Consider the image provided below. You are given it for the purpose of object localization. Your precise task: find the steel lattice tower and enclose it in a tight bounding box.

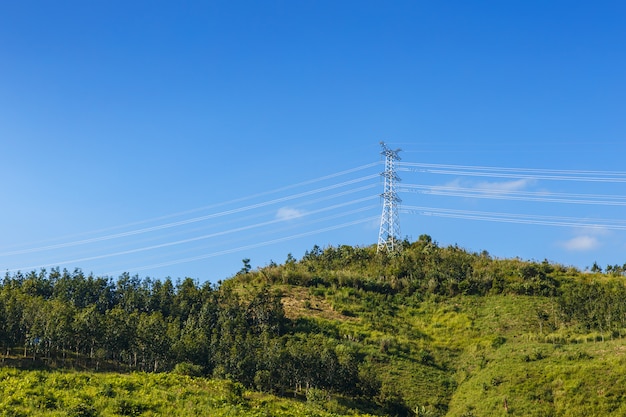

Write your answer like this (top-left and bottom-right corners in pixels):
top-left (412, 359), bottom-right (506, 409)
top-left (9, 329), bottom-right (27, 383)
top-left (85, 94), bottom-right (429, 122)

top-left (377, 142), bottom-right (402, 253)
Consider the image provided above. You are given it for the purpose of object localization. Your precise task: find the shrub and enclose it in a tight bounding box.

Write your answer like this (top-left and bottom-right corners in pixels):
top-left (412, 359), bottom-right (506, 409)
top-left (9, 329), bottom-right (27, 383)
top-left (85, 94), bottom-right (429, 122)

top-left (115, 399), bottom-right (149, 417)
top-left (491, 336), bottom-right (506, 349)
top-left (98, 382), bottom-right (116, 398)
top-left (306, 387), bottom-right (329, 405)
top-left (67, 401), bottom-right (98, 417)
top-left (172, 362), bottom-right (204, 377)
top-left (254, 370), bottom-right (272, 393)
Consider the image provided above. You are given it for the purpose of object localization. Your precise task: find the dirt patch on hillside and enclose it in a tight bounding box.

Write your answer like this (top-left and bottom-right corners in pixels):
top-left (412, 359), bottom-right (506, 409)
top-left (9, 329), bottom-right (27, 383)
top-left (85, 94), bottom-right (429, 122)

top-left (281, 286), bottom-right (358, 322)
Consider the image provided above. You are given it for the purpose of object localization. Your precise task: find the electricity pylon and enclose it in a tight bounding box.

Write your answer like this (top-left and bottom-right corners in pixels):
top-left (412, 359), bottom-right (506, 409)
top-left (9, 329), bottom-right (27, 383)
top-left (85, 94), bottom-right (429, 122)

top-left (377, 142), bottom-right (402, 253)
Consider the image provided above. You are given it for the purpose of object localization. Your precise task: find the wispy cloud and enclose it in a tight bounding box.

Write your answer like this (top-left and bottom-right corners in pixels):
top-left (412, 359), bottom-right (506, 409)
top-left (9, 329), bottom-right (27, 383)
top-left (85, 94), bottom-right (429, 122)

top-left (560, 235), bottom-right (600, 251)
top-left (438, 178), bottom-right (534, 194)
top-left (432, 178), bottom-right (535, 197)
top-left (473, 178), bottom-right (534, 193)
top-left (559, 226), bottom-right (609, 252)
top-left (276, 207), bottom-right (305, 221)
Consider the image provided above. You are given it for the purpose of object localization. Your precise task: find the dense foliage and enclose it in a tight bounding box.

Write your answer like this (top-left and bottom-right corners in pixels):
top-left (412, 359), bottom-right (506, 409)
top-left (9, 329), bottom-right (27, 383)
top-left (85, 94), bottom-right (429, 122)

top-left (0, 270), bottom-right (372, 401)
top-left (3, 234), bottom-right (626, 416)
top-left (0, 368), bottom-right (375, 417)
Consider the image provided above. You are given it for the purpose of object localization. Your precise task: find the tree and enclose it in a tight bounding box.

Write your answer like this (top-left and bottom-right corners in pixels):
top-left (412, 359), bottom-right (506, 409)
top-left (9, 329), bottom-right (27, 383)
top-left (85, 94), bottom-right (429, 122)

top-left (239, 258), bottom-right (252, 275)
top-left (73, 305), bottom-right (103, 359)
top-left (174, 278), bottom-right (201, 322)
top-left (44, 300), bottom-right (75, 359)
top-left (246, 286), bottom-right (285, 336)
top-left (116, 273), bottom-right (148, 313)
top-left (103, 307), bottom-right (135, 365)
top-left (150, 278), bottom-right (175, 316)
top-left (136, 312), bottom-right (169, 372)
top-left (591, 262), bottom-right (603, 273)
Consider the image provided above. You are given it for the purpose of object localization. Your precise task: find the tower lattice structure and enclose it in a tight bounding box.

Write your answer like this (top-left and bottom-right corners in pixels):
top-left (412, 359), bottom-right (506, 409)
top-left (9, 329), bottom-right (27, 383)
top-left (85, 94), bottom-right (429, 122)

top-left (377, 142), bottom-right (402, 253)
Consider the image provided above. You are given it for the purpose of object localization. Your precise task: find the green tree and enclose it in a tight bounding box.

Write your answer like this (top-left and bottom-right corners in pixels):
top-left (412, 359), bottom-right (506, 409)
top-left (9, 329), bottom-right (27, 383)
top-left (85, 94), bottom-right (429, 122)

top-left (73, 304), bottom-right (103, 359)
top-left (103, 307), bottom-right (135, 365)
top-left (246, 286), bottom-right (285, 335)
top-left (174, 278), bottom-right (201, 322)
top-left (136, 312), bottom-right (169, 372)
top-left (239, 258), bottom-right (252, 275)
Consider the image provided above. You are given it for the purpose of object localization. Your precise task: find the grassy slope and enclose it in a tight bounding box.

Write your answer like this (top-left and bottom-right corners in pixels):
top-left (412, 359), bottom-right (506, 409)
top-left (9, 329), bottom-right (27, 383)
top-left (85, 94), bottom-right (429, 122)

top-left (276, 283), bottom-right (626, 416)
top-left (446, 294), bottom-right (626, 417)
top-left (4, 273), bottom-right (626, 416)
top-left (0, 368), bottom-right (376, 417)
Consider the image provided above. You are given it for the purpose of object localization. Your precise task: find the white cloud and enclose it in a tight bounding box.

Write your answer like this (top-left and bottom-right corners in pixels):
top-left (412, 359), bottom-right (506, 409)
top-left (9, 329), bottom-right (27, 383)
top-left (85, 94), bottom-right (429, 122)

top-left (560, 235), bottom-right (600, 251)
top-left (276, 207), bottom-right (305, 221)
top-left (474, 178), bottom-right (534, 193)
top-left (439, 178), bottom-right (534, 195)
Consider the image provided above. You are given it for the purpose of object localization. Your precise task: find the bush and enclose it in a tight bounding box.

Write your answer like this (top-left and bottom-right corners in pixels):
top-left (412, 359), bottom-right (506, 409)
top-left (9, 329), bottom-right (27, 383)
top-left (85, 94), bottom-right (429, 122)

top-left (416, 349), bottom-right (434, 365)
top-left (172, 362), bottom-right (204, 377)
top-left (254, 370), bottom-right (272, 392)
top-left (358, 364), bottom-right (382, 397)
top-left (0, 406), bottom-right (28, 417)
top-left (491, 336), bottom-right (506, 349)
top-left (377, 382), bottom-right (411, 416)
top-left (98, 383), bottom-right (116, 398)
top-left (306, 387), bottom-right (329, 405)
top-left (67, 401), bottom-right (98, 417)
top-left (223, 380), bottom-right (246, 405)
top-left (115, 399), bottom-right (149, 416)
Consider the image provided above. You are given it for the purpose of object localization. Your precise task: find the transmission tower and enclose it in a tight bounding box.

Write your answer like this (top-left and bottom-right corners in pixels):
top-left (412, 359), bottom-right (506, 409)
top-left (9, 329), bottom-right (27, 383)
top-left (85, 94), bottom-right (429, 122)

top-left (377, 142), bottom-right (402, 253)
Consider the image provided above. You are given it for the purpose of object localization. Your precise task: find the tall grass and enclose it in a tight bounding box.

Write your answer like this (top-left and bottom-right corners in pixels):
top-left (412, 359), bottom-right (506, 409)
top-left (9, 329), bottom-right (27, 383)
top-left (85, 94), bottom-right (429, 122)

top-left (0, 368), bottom-right (375, 416)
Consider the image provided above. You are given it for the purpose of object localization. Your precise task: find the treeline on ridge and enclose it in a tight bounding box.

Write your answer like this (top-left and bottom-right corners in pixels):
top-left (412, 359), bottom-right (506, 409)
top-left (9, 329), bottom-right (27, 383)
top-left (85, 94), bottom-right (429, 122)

top-left (0, 270), bottom-right (374, 401)
top-left (253, 235), bottom-right (626, 336)
top-left (2, 234), bottom-right (626, 410)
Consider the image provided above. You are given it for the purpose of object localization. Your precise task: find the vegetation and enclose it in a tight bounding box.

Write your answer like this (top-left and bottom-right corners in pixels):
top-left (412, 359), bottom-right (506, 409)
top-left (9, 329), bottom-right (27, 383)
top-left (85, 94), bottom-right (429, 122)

top-left (2, 234), bottom-right (626, 415)
top-left (0, 368), bottom-right (373, 416)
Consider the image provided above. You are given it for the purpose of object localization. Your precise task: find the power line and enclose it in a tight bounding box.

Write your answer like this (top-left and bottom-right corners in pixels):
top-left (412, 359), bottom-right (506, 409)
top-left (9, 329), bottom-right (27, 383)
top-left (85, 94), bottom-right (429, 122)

top-left (399, 168), bottom-right (626, 183)
top-left (12, 152), bottom-right (626, 278)
top-left (6, 196), bottom-right (379, 273)
top-left (104, 216), bottom-right (380, 276)
top-left (398, 162), bottom-right (626, 177)
top-left (398, 161), bottom-right (626, 183)
top-left (0, 173), bottom-right (379, 257)
top-left (5, 176), bottom-right (379, 273)
top-left (402, 206), bottom-right (626, 230)
top-left (0, 162), bottom-right (381, 253)
top-left (73, 183), bottom-right (380, 256)
top-left (400, 184), bottom-right (626, 206)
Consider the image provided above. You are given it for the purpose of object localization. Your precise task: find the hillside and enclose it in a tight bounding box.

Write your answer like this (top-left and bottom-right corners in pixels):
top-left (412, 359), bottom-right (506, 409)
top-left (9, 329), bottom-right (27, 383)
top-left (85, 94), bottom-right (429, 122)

top-left (2, 235), bottom-right (626, 416)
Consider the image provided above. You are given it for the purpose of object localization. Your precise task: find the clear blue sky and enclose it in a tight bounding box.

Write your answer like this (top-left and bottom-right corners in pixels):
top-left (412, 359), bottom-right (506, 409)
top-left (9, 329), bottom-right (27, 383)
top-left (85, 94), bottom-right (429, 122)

top-left (2, 1), bottom-right (626, 282)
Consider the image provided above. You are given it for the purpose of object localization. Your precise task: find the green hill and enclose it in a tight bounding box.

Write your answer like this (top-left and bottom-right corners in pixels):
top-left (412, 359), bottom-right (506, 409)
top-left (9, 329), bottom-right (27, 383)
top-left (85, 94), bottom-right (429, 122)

top-left (2, 235), bottom-right (626, 416)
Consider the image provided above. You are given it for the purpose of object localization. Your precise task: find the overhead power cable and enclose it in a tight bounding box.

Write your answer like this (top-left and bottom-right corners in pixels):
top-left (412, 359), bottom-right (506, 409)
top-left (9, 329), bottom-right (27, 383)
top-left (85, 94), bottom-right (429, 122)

top-left (104, 216), bottom-right (380, 276)
top-left (0, 173), bottom-right (379, 257)
top-left (398, 162), bottom-right (626, 182)
top-left (0, 162), bottom-right (380, 252)
top-left (400, 184), bottom-right (626, 206)
top-left (7, 197), bottom-right (379, 273)
top-left (401, 206), bottom-right (626, 230)
top-left (398, 162), bottom-right (626, 177)
top-left (92, 183), bottom-right (380, 252)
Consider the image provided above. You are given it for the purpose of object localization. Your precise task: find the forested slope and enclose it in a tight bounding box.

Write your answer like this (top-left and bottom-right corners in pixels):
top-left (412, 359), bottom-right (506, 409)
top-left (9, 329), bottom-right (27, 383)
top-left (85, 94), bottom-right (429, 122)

top-left (2, 235), bottom-right (626, 416)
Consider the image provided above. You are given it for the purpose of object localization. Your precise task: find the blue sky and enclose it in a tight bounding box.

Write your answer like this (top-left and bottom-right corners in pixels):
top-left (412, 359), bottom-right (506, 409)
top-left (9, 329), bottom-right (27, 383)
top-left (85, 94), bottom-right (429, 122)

top-left (2, 1), bottom-right (626, 282)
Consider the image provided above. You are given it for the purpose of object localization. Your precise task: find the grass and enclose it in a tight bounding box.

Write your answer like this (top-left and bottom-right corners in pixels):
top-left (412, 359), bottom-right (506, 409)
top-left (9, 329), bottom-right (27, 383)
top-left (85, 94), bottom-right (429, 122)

top-left (5, 280), bottom-right (626, 416)
top-left (447, 337), bottom-right (626, 416)
top-left (0, 368), bottom-right (376, 416)
top-left (279, 285), bottom-right (626, 415)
